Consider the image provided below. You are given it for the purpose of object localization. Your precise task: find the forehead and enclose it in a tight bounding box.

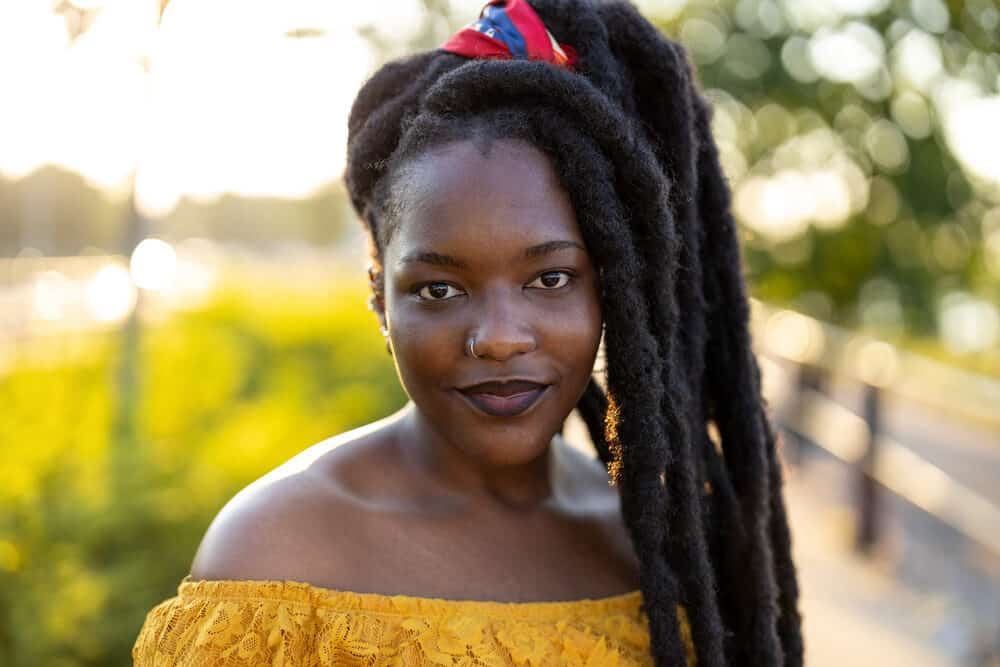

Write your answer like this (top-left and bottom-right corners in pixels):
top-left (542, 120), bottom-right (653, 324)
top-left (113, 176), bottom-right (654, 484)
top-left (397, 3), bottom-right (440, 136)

top-left (387, 139), bottom-right (583, 261)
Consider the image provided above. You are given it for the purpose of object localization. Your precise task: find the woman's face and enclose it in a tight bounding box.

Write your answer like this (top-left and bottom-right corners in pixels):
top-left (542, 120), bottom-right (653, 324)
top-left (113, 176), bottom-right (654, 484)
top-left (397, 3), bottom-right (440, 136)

top-left (376, 138), bottom-right (603, 467)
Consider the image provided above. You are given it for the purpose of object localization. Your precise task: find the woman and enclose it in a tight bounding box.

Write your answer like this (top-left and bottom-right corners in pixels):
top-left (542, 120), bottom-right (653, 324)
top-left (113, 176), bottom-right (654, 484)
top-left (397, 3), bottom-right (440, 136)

top-left (132, 1), bottom-right (803, 665)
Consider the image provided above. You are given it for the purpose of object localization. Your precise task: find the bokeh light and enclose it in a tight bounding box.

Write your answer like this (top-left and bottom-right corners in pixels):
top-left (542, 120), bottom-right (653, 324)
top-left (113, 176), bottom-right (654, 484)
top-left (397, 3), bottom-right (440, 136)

top-left (938, 291), bottom-right (1000, 354)
top-left (84, 263), bottom-right (136, 322)
top-left (130, 238), bottom-right (176, 291)
top-left (31, 270), bottom-right (74, 321)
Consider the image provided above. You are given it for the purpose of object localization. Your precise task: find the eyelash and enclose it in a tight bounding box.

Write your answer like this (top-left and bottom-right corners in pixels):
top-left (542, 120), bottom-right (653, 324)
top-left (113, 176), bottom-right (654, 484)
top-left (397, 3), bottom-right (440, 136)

top-left (412, 270), bottom-right (576, 302)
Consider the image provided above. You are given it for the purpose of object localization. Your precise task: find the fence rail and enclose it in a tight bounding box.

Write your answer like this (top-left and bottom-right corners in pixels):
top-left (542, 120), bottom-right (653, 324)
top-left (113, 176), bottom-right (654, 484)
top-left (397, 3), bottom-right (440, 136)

top-left (751, 299), bottom-right (1000, 431)
top-left (767, 361), bottom-right (1000, 557)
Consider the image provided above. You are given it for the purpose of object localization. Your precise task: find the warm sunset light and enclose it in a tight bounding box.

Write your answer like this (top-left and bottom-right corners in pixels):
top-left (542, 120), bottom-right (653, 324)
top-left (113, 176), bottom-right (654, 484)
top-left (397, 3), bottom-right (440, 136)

top-left (4, 2), bottom-right (999, 666)
top-left (0, 0), bottom-right (410, 216)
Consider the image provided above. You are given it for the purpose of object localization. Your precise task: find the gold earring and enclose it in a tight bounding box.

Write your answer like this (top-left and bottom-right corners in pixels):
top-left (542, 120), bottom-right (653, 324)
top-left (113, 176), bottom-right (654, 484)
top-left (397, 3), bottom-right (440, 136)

top-left (381, 326), bottom-right (392, 355)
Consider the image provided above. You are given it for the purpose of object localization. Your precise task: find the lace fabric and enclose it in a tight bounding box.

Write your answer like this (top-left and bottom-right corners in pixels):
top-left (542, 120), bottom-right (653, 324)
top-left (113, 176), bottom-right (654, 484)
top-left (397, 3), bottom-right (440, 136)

top-left (132, 576), bottom-right (696, 666)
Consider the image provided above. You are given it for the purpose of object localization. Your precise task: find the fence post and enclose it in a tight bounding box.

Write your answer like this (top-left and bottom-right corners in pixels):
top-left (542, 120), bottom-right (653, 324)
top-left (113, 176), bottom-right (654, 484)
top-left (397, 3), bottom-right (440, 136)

top-left (784, 363), bottom-right (826, 466)
top-left (854, 383), bottom-right (881, 554)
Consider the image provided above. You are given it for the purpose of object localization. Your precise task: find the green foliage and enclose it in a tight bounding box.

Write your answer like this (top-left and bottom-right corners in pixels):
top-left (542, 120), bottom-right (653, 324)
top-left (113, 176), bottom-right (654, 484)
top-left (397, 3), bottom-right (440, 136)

top-left (0, 283), bottom-right (405, 666)
top-left (642, 0), bottom-right (1000, 348)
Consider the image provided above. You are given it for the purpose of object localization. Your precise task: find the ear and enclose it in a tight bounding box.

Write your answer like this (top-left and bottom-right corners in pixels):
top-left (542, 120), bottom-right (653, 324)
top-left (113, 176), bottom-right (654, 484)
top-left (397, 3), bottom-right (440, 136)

top-left (367, 262), bottom-right (388, 332)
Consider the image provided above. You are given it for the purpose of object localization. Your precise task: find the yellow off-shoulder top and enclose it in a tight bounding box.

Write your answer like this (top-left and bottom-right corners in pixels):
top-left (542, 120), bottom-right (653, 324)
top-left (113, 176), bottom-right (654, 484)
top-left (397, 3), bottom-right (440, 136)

top-left (132, 576), bottom-right (696, 666)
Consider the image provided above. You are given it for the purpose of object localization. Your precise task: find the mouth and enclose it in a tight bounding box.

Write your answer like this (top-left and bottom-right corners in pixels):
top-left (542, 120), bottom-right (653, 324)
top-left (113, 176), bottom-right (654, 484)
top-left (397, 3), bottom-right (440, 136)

top-left (457, 382), bottom-right (550, 417)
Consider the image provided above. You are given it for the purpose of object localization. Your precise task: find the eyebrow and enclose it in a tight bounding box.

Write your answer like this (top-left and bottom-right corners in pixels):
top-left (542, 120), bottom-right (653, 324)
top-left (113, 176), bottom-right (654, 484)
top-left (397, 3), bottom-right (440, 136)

top-left (398, 240), bottom-right (585, 269)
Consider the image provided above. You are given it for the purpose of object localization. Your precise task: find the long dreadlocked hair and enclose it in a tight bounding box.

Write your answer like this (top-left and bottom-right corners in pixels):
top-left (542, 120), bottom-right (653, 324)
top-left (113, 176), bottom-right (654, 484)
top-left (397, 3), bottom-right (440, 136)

top-left (344, 1), bottom-right (803, 665)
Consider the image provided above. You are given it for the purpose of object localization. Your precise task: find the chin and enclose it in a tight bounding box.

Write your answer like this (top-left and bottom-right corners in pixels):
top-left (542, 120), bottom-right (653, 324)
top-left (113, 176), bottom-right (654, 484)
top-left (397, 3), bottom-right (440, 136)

top-left (459, 410), bottom-right (566, 463)
top-left (472, 434), bottom-right (553, 466)
top-left (408, 387), bottom-right (570, 464)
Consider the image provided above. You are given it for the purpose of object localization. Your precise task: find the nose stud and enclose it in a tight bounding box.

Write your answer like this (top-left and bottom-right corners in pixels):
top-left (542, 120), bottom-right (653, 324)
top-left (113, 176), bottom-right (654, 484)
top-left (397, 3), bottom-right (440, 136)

top-left (468, 336), bottom-right (480, 359)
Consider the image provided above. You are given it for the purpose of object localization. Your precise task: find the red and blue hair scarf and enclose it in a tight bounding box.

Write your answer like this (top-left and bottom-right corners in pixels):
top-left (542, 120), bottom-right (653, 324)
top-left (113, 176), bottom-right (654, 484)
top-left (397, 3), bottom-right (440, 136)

top-left (440, 0), bottom-right (578, 68)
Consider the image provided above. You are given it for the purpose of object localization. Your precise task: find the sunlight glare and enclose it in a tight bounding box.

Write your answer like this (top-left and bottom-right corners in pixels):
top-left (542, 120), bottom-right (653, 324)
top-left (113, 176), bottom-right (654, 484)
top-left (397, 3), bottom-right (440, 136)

top-left (134, 0), bottom-right (374, 218)
top-left (85, 264), bottom-right (137, 323)
top-left (0, 0), bottom-right (156, 193)
top-left (130, 238), bottom-right (177, 291)
top-left (1, 0), bottom-right (377, 212)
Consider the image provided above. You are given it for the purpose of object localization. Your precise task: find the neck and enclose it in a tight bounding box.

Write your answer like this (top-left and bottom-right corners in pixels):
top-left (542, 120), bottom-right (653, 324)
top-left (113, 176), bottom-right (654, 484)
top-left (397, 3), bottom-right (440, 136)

top-left (392, 402), bottom-right (562, 512)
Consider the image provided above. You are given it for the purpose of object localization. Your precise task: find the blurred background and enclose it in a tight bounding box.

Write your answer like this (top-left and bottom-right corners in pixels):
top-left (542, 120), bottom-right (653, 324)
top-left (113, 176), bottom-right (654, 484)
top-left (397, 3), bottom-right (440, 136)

top-left (0, 0), bottom-right (998, 665)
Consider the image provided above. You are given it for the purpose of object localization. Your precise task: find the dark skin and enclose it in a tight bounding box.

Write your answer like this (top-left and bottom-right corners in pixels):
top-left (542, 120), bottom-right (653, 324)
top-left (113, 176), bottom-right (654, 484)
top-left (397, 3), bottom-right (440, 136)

top-left (190, 139), bottom-right (641, 602)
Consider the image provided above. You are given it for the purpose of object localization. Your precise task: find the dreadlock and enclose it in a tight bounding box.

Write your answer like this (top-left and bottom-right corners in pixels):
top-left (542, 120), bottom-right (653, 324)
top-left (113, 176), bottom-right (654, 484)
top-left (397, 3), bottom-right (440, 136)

top-left (344, 1), bottom-right (803, 665)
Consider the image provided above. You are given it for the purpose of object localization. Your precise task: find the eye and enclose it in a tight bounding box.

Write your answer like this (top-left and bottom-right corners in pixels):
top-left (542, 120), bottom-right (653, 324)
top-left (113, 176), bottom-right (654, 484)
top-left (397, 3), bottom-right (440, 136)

top-left (527, 270), bottom-right (574, 290)
top-left (415, 282), bottom-right (465, 301)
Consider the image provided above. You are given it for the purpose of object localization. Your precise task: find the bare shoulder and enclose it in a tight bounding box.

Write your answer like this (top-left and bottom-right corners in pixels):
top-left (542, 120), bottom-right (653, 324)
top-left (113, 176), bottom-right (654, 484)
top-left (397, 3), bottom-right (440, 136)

top-left (552, 433), bottom-right (638, 571)
top-left (188, 466), bottom-right (334, 583)
top-left (189, 415), bottom-right (402, 586)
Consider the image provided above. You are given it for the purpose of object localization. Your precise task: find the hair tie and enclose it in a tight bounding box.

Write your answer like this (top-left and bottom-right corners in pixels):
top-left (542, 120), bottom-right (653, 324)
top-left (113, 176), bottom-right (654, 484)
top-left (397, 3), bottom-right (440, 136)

top-left (440, 0), bottom-right (578, 69)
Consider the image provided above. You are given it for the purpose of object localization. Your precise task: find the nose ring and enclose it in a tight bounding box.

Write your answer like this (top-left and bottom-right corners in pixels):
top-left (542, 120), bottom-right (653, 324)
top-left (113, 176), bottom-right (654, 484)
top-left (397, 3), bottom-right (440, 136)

top-left (468, 336), bottom-right (480, 359)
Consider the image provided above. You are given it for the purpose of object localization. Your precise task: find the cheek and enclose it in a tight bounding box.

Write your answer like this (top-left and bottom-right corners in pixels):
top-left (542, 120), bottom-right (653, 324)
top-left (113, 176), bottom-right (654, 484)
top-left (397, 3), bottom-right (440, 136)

top-left (393, 316), bottom-right (454, 357)
top-left (540, 290), bottom-right (603, 372)
top-left (384, 297), bottom-right (462, 391)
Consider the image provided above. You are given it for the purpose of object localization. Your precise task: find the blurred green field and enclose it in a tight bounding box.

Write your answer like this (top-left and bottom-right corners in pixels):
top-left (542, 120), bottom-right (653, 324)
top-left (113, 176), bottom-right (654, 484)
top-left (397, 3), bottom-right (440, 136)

top-left (0, 282), bottom-right (406, 666)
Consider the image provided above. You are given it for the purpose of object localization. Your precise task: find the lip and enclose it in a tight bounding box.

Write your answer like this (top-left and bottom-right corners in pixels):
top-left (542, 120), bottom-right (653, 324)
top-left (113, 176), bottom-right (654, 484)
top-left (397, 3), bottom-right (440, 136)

top-left (457, 377), bottom-right (551, 394)
top-left (457, 385), bottom-right (550, 417)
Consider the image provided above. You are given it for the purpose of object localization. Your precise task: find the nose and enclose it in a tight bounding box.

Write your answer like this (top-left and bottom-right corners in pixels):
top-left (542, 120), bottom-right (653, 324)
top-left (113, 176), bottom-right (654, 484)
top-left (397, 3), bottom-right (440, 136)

top-left (468, 288), bottom-right (537, 361)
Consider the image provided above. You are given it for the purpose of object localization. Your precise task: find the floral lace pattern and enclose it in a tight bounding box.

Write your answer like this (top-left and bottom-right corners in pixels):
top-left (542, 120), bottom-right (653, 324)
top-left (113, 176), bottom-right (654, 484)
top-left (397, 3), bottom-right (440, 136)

top-left (133, 577), bottom-right (696, 666)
